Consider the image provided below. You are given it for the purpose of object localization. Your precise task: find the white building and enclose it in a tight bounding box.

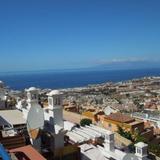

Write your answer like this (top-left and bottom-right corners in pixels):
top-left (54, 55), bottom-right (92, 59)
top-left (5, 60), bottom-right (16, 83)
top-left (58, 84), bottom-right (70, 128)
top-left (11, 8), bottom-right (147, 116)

top-left (78, 124), bottom-right (150, 160)
top-left (45, 89), bottom-right (65, 149)
top-left (135, 142), bottom-right (148, 160)
top-left (104, 106), bottom-right (118, 115)
top-left (15, 86), bottom-right (150, 160)
top-left (17, 87), bottom-right (65, 150)
top-left (47, 90), bottom-right (64, 128)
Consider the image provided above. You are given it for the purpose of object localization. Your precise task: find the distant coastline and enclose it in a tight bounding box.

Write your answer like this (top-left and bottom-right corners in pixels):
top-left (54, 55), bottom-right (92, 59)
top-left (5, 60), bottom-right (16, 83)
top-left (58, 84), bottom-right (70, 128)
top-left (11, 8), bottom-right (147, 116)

top-left (0, 68), bottom-right (160, 90)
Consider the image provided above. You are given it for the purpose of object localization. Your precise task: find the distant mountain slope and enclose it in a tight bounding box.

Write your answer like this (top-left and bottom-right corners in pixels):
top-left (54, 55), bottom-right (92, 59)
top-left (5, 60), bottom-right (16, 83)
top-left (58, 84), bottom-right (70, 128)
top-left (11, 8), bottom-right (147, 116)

top-left (92, 61), bottom-right (160, 71)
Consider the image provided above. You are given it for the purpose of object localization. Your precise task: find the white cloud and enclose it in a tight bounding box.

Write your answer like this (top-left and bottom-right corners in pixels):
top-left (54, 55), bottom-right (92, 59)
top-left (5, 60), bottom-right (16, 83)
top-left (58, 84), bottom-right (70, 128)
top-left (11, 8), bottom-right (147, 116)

top-left (95, 57), bottom-right (160, 65)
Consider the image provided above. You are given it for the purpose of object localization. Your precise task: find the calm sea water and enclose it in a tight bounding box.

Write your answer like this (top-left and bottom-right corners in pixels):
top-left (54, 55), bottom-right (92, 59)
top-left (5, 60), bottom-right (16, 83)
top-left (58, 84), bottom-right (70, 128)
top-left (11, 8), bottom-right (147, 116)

top-left (0, 68), bottom-right (160, 90)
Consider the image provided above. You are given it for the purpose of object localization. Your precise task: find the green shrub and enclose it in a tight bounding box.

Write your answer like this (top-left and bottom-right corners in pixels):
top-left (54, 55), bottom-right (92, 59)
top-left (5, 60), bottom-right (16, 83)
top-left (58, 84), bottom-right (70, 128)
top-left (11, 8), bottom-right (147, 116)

top-left (80, 118), bottom-right (92, 126)
top-left (117, 126), bottom-right (133, 141)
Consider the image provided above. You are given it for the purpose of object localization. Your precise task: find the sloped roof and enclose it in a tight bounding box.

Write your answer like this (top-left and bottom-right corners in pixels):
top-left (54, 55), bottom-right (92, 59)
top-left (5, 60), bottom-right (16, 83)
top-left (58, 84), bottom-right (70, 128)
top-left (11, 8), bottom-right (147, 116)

top-left (105, 112), bottom-right (135, 123)
top-left (10, 145), bottom-right (46, 160)
top-left (0, 110), bottom-right (26, 125)
top-left (0, 116), bottom-right (10, 126)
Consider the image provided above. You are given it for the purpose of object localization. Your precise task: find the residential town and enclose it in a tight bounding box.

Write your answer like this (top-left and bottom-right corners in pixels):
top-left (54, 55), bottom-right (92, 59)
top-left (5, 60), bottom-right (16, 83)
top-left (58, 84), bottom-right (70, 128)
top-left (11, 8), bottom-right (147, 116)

top-left (1, 0), bottom-right (160, 159)
top-left (0, 77), bottom-right (160, 159)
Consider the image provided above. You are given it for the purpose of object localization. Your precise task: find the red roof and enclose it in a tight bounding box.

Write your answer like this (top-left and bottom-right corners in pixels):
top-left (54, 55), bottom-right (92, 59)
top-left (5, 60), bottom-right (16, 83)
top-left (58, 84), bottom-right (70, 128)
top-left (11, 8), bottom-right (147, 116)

top-left (105, 112), bottom-right (135, 123)
top-left (9, 145), bottom-right (46, 160)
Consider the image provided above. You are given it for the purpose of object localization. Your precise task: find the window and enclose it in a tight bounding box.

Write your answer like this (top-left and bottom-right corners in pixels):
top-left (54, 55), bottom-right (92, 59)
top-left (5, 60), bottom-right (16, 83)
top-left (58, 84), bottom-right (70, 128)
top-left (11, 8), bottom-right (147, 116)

top-left (143, 147), bottom-right (147, 155)
top-left (137, 148), bottom-right (141, 154)
top-left (48, 98), bottom-right (53, 106)
top-left (31, 94), bottom-right (37, 100)
top-left (110, 134), bottom-right (114, 141)
top-left (57, 97), bottom-right (61, 105)
top-left (54, 97), bottom-right (61, 105)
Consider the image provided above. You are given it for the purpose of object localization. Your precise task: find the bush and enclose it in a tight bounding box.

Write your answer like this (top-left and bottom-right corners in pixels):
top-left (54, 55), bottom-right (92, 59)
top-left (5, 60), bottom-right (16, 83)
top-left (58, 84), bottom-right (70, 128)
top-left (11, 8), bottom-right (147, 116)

top-left (80, 118), bottom-right (92, 126)
top-left (117, 126), bottom-right (133, 141)
top-left (148, 144), bottom-right (160, 157)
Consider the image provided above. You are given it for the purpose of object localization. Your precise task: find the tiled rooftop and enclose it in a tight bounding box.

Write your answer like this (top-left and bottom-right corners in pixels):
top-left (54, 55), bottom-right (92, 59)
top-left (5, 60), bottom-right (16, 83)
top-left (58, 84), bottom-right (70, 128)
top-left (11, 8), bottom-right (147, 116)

top-left (105, 112), bottom-right (135, 123)
top-left (10, 145), bottom-right (46, 160)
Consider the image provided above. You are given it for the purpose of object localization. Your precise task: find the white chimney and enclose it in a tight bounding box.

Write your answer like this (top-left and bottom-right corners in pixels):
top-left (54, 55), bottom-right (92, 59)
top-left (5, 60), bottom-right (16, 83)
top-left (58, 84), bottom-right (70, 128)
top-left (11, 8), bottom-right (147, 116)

top-left (47, 90), bottom-right (64, 128)
top-left (26, 87), bottom-right (39, 109)
top-left (135, 142), bottom-right (148, 160)
top-left (104, 131), bottom-right (115, 152)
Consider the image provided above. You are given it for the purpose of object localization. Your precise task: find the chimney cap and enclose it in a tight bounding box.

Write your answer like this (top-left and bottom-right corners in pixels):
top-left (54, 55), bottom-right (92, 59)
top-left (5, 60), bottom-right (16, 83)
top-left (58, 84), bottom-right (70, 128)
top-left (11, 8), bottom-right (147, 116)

top-left (135, 142), bottom-right (148, 148)
top-left (26, 87), bottom-right (38, 92)
top-left (47, 90), bottom-right (63, 96)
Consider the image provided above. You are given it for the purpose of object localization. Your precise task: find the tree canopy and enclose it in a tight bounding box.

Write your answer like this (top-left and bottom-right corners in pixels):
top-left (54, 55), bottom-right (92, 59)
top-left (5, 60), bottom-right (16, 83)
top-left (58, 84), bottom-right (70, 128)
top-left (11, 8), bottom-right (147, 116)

top-left (80, 118), bottom-right (92, 126)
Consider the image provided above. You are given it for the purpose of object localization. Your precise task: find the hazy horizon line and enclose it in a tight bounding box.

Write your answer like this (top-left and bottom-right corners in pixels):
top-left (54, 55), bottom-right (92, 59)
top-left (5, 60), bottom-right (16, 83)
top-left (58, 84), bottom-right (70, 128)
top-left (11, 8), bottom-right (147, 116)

top-left (0, 66), bottom-right (160, 76)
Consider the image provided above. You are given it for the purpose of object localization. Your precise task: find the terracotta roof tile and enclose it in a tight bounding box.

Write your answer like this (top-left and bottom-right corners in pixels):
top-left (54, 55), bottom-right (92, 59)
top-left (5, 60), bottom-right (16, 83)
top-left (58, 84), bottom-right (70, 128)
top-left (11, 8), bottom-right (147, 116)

top-left (10, 145), bottom-right (46, 160)
top-left (105, 112), bottom-right (135, 123)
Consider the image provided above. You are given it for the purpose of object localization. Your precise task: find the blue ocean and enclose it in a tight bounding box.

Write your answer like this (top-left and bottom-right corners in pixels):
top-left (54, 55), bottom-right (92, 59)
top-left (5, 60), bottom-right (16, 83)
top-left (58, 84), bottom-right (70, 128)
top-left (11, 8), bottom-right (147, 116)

top-left (0, 68), bottom-right (160, 90)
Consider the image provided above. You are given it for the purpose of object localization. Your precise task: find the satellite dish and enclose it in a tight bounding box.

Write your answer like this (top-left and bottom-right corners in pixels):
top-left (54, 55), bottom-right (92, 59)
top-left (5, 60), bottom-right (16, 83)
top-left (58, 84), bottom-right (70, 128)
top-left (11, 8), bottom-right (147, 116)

top-left (123, 153), bottom-right (139, 160)
top-left (27, 104), bottom-right (44, 140)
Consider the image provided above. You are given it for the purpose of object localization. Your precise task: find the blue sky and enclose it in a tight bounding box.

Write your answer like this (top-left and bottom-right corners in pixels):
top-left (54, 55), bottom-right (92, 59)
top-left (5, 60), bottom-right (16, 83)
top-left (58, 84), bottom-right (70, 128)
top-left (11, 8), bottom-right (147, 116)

top-left (0, 0), bottom-right (160, 72)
